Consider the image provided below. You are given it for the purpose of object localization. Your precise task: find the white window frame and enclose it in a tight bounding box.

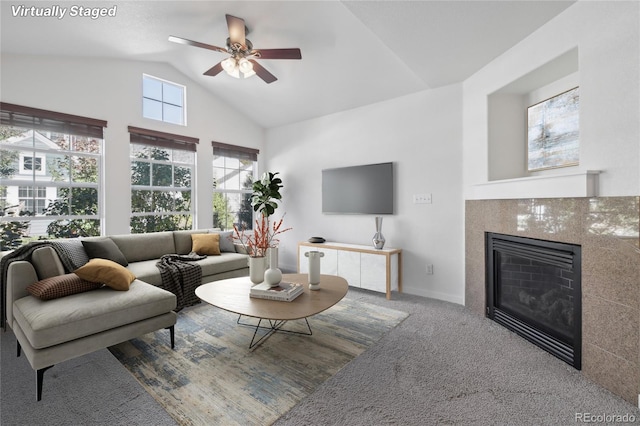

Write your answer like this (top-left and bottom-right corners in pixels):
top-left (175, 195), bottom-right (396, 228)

top-left (142, 74), bottom-right (187, 126)
top-left (212, 151), bottom-right (257, 231)
top-left (19, 153), bottom-right (45, 175)
top-left (129, 130), bottom-right (198, 233)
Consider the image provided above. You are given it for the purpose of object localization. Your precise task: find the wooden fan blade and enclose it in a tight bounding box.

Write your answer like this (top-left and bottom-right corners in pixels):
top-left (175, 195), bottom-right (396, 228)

top-left (254, 48), bottom-right (302, 60)
top-left (169, 36), bottom-right (227, 53)
top-left (249, 60), bottom-right (277, 84)
top-left (203, 62), bottom-right (224, 77)
top-left (226, 14), bottom-right (246, 47)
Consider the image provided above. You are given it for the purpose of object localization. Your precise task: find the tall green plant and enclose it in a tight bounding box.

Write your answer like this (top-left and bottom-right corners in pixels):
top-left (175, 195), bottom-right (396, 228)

top-left (251, 172), bottom-right (283, 217)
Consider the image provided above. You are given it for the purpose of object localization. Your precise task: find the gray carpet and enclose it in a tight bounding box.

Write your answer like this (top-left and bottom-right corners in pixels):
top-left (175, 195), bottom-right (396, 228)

top-left (276, 291), bottom-right (640, 425)
top-left (2, 288), bottom-right (639, 425)
top-left (0, 328), bottom-right (177, 426)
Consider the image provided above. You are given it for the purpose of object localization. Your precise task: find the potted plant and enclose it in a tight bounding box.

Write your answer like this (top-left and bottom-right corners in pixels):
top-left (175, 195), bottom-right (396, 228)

top-left (251, 171), bottom-right (283, 218)
top-left (233, 172), bottom-right (291, 284)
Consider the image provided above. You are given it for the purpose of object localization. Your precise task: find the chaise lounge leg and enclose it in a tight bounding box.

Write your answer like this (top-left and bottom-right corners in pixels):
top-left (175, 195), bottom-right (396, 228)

top-left (167, 325), bottom-right (175, 349)
top-left (36, 366), bottom-right (54, 401)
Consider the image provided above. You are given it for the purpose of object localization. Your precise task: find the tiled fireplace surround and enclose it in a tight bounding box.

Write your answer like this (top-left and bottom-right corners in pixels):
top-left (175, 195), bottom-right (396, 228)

top-left (465, 197), bottom-right (640, 404)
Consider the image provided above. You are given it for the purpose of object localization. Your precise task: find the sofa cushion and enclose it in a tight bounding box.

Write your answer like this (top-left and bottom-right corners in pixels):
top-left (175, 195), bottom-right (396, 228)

top-left (75, 259), bottom-right (136, 291)
top-left (173, 230), bottom-right (206, 255)
top-left (196, 252), bottom-right (249, 277)
top-left (125, 253), bottom-right (249, 287)
top-left (13, 280), bottom-right (176, 349)
top-left (125, 260), bottom-right (163, 287)
top-left (191, 233), bottom-right (221, 256)
top-left (110, 232), bottom-right (176, 262)
top-left (31, 247), bottom-right (66, 279)
top-left (27, 273), bottom-right (103, 300)
top-left (82, 238), bottom-right (128, 266)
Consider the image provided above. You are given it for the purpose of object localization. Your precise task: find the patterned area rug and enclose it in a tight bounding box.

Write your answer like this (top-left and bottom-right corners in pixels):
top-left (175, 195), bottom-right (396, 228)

top-left (109, 297), bottom-right (408, 426)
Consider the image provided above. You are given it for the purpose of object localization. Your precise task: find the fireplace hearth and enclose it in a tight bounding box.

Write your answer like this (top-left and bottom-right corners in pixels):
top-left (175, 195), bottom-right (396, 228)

top-left (486, 232), bottom-right (582, 369)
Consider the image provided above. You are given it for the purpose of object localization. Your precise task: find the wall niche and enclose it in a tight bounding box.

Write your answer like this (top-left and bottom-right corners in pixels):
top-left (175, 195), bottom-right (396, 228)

top-left (487, 47), bottom-right (579, 182)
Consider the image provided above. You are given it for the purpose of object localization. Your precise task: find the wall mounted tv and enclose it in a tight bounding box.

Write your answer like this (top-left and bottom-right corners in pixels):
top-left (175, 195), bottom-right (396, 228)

top-left (322, 162), bottom-right (394, 214)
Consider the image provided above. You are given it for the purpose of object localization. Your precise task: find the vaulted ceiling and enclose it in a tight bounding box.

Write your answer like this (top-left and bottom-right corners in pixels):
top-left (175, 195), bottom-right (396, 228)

top-left (0, 1), bottom-right (575, 128)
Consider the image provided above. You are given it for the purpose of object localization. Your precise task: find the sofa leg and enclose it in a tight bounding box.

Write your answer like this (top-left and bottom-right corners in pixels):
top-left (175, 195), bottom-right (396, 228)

top-left (17, 341), bottom-right (21, 357)
top-left (167, 325), bottom-right (175, 349)
top-left (36, 366), bottom-right (54, 401)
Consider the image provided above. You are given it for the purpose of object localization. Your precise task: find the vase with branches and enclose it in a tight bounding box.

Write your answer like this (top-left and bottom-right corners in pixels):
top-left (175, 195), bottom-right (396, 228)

top-left (233, 172), bottom-right (291, 284)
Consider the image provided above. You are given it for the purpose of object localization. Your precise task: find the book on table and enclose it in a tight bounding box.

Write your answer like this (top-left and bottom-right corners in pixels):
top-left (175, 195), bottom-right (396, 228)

top-left (250, 281), bottom-right (303, 302)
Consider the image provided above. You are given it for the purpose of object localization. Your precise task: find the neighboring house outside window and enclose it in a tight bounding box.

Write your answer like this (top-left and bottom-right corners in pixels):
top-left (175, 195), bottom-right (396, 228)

top-left (0, 102), bottom-right (106, 249)
top-left (20, 154), bottom-right (45, 175)
top-left (129, 126), bottom-right (197, 233)
top-left (142, 74), bottom-right (186, 126)
top-left (212, 142), bottom-right (259, 231)
top-left (18, 186), bottom-right (47, 215)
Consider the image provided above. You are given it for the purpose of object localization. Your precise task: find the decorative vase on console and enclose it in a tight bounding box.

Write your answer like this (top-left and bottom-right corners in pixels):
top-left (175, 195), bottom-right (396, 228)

top-left (305, 250), bottom-right (324, 290)
top-left (264, 246), bottom-right (283, 287)
top-left (248, 256), bottom-right (266, 285)
top-left (372, 216), bottom-right (386, 249)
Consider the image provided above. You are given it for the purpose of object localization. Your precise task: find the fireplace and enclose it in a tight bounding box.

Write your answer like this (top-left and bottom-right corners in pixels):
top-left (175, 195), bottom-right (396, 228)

top-left (486, 232), bottom-right (582, 369)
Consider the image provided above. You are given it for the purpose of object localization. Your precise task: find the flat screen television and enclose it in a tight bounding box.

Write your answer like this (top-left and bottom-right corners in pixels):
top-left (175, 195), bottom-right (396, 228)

top-left (322, 162), bottom-right (394, 214)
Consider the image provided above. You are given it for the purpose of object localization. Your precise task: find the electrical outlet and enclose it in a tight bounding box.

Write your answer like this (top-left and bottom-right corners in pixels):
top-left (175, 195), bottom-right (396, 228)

top-left (413, 193), bottom-right (432, 204)
top-left (426, 264), bottom-right (434, 275)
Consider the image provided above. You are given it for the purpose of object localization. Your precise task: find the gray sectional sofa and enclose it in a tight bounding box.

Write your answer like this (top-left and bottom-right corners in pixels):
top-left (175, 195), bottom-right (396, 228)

top-left (3, 228), bottom-right (250, 400)
top-left (94, 229), bottom-right (250, 287)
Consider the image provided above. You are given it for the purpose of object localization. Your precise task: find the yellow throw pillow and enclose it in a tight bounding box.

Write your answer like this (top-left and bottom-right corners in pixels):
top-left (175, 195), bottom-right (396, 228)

top-left (75, 258), bottom-right (136, 291)
top-left (191, 233), bottom-right (221, 255)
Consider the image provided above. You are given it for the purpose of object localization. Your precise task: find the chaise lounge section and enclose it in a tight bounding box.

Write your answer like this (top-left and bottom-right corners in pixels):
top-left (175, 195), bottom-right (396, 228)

top-left (3, 228), bottom-right (250, 400)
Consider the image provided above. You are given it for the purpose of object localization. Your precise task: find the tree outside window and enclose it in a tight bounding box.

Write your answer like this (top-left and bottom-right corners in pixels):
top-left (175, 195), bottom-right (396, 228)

top-left (130, 143), bottom-right (194, 233)
top-left (213, 155), bottom-right (255, 230)
top-left (0, 124), bottom-right (103, 249)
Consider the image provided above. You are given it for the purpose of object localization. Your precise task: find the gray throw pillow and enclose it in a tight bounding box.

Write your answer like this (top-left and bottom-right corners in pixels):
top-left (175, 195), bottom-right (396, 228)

top-left (211, 230), bottom-right (235, 253)
top-left (82, 238), bottom-right (129, 266)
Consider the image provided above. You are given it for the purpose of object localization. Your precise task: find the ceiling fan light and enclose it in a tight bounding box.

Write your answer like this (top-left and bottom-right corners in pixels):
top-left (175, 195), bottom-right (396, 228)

top-left (242, 69), bottom-right (256, 79)
top-left (221, 57), bottom-right (238, 75)
top-left (238, 57), bottom-right (253, 73)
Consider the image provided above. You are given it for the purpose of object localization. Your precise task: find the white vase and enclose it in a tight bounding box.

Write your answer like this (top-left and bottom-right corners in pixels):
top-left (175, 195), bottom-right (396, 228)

top-left (305, 250), bottom-right (324, 290)
top-left (248, 256), bottom-right (266, 285)
top-left (264, 247), bottom-right (282, 287)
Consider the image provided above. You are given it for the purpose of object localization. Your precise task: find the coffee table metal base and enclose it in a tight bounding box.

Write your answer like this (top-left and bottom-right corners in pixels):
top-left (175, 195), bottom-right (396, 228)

top-left (237, 315), bottom-right (312, 349)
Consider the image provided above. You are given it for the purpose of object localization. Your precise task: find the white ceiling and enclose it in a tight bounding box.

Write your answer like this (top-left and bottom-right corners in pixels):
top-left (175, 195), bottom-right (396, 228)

top-left (0, 1), bottom-right (575, 128)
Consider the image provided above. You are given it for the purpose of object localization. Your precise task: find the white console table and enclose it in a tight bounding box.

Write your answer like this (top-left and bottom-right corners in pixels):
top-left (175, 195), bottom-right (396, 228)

top-left (297, 241), bottom-right (402, 300)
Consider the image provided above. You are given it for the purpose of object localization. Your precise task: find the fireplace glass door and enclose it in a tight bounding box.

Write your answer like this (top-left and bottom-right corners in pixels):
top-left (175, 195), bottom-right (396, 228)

top-left (486, 233), bottom-right (581, 369)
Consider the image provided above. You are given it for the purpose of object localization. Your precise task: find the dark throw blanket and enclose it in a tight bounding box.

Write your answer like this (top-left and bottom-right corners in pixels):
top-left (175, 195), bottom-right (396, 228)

top-left (156, 254), bottom-right (206, 311)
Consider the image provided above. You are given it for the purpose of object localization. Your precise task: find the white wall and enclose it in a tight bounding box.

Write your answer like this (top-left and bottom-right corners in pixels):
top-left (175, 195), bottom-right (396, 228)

top-left (265, 84), bottom-right (464, 304)
top-left (464, 1), bottom-right (640, 198)
top-left (1, 54), bottom-right (265, 234)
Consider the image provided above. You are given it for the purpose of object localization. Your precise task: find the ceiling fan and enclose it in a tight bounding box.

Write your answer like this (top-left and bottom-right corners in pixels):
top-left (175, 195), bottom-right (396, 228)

top-left (169, 14), bottom-right (302, 84)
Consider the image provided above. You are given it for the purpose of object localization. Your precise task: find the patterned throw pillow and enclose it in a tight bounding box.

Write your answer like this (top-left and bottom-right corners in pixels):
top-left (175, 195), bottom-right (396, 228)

top-left (50, 239), bottom-right (90, 270)
top-left (75, 259), bottom-right (136, 291)
top-left (27, 273), bottom-right (103, 300)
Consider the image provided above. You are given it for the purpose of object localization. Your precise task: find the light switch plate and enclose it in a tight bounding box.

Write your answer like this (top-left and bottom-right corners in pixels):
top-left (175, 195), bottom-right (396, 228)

top-left (413, 193), bottom-right (432, 204)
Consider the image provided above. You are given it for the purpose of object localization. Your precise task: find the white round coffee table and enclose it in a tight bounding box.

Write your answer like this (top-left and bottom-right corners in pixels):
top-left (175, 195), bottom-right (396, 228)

top-left (195, 273), bottom-right (348, 348)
